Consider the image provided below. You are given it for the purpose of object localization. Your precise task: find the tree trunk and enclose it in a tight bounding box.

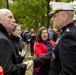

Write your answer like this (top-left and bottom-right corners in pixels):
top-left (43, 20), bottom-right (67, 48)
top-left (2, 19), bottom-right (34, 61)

top-left (46, 0), bottom-right (50, 28)
top-left (6, 0), bottom-right (9, 9)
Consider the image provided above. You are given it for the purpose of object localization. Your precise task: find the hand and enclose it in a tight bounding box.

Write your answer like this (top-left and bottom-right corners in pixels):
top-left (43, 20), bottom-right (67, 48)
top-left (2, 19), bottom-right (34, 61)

top-left (26, 60), bottom-right (33, 69)
top-left (19, 50), bottom-right (25, 57)
top-left (28, 39), bottom-right (30, 41)
top-left (23, 61), bottom-right (29, 66)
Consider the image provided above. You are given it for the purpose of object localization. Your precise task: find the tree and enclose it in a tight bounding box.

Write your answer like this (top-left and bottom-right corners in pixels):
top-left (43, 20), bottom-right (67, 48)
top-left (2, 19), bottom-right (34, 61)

top-left (0, 0), bottom-right (6, 8)
top-left (9, 0), bottom-right (47, 31)
top-left (46, 0), bottom-right (50, 28)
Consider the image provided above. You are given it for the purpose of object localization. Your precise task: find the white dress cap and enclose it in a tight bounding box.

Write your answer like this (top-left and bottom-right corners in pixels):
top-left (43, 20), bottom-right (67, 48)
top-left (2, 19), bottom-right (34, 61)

top-left (49, 2), bottom-right (75, 12)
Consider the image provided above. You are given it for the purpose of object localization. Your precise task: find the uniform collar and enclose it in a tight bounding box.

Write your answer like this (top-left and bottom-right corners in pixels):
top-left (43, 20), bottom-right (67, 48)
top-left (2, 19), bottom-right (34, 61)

top-left (60, 22), bottom-right (74, 35)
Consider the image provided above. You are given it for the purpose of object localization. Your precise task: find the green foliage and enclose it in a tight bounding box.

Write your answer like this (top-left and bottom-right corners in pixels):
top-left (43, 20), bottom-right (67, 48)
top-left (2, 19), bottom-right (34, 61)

top-left (0, 0), bottom-right (6, 8)
top-left (9, 0), bottom-right (47, 31)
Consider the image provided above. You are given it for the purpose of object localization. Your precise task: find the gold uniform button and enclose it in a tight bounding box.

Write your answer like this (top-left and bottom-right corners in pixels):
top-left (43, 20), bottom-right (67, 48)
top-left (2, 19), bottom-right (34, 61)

top-left (52, 53), bottom-right (56, 59)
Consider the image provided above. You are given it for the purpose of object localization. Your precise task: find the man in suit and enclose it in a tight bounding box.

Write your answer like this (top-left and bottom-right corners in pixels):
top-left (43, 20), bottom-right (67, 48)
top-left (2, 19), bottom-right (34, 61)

top-left (0, 9), bottom-right (28, 75)
top-left (27, 2), bottom-right (76, 75)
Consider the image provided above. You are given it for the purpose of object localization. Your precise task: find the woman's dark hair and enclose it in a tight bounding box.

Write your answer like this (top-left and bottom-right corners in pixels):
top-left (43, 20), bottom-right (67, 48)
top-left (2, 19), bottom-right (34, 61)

top-left (36, 27), bottom-right (49, 42)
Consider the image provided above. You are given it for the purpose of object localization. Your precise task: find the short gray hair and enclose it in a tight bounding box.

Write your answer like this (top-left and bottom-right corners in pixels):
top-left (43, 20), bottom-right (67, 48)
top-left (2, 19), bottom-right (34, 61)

top-left (65, 11), bottom-right (74, 19)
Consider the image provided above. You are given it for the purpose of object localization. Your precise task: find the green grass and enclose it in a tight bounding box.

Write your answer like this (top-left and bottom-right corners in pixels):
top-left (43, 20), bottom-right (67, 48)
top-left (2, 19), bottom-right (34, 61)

top-left (26, 66), bottom-right (33, 75)
top-left (24, 56), bottom-right (35, 75)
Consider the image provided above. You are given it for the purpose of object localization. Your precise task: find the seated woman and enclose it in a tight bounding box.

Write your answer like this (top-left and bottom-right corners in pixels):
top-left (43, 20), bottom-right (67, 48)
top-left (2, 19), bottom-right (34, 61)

top-left (10, 23), bottom-right (25, 63)
top-left (33, 27), bottom-right (55, 75)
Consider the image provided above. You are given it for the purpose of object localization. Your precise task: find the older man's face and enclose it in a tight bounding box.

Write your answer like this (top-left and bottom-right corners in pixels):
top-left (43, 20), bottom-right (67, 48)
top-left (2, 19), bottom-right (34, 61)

top-left (0, 10), bottom-right (15, 32)
top-left (51, 11), bottom-right (65, 29)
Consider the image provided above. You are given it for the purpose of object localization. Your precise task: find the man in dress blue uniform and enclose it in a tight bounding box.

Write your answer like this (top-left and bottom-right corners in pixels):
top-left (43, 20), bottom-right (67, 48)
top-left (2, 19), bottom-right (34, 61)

top-left (26, 2), bottom-right (76, 75)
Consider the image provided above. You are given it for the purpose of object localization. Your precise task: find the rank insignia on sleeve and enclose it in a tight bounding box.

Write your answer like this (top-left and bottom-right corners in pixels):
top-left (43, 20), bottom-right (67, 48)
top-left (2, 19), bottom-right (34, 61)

top-left (52, 53), bottom-right (56, 59)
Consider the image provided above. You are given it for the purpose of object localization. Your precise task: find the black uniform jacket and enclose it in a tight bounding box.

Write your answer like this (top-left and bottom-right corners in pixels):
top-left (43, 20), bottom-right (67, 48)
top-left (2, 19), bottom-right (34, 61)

top-left (0, 24), bottom-right (26, 75)
top-left (33, 23), bottom-right (76, 75)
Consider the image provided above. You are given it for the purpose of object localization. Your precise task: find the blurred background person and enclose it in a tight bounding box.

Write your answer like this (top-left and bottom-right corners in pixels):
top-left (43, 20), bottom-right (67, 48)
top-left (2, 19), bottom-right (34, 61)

top-left (33, 27), bottom-right (55, 75)
top-left (23, 27), bottom-right (31, 58)
top-left (30, 28), bottom-right (36, 56)
top-left (20, 30), bottom-right (24, 42)
top-left (48, 26), bottom-right (54, 41)
top-left (10, 23), bottom-right (25, 63)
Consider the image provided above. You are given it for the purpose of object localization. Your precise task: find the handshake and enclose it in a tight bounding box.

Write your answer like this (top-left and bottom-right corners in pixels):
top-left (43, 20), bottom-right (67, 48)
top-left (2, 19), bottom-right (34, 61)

top-left (23, 60), bottom-right (34, 69)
